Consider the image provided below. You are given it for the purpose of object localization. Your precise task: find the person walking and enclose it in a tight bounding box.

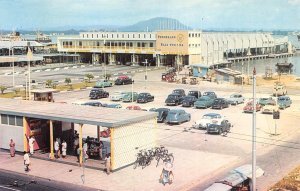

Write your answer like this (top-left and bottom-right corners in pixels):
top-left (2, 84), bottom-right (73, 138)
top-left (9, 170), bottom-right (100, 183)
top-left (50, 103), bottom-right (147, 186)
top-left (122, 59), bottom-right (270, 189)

top-left (61, 140), bottom-right (67, 158)
top-left (28, 136), bottom-right (35, 155)
top-left (83, 142), bottom-right (88, 161)
top-left (54, 139), bottom-right (60, 159)
top-left (99, 141), bottom-right (103, 160)
top-left (9, 139), bottom-right (15, 157)
top-left (105, 153), bottom-right (111, 175)
top-left (73, 135), bottom-right (79, 155)
top-left (23, 151), bottom-right (30, 172)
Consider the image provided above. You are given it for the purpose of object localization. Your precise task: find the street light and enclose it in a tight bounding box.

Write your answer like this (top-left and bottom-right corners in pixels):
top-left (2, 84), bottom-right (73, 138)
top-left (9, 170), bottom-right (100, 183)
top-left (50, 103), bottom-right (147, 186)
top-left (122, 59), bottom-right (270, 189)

top-left (145, 59), bottom-right (148, 89)
top-left (247, 47), bottom-right (251, 77)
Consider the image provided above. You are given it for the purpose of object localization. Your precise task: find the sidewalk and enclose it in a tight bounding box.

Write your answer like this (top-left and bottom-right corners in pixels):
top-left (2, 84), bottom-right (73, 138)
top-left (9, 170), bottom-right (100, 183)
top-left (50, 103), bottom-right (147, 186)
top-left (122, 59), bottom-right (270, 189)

top-left (0, 147), bottom-right (238, 191)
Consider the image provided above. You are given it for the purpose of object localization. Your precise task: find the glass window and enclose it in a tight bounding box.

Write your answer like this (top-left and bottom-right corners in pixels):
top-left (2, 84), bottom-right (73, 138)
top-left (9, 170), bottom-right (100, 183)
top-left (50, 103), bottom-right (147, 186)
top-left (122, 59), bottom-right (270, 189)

top-left (1, 114), bottom-right (8, 124)
top-left (92, 34), bottom-right (93, 38)
top-left (16, 116), bottom-right (23, 126)
top-left (133, 34), bottom-right (135, 38)
top-left (79, 41), bottom-right (82, 46)
top-left (82, 34), bottom-right (85, 38)
top-left (8, 115), bottom-right (15, 126)
top-left (122, 34), bottom-right (124, 38)
top-left (87, 34), bottom-right (89, 38)
top-left (144, 34), bottom-right (146, 38)
top-left (139, 34), bottom-right (141, 38)
top-left (150, 43), bottom-right (153, 47)
top-left (137, 42), bottom-right (141, 47)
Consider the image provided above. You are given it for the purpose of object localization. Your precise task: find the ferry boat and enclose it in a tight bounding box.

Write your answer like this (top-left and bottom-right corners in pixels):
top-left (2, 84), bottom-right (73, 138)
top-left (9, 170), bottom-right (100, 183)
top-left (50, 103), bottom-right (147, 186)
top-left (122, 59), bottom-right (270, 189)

top-left (35, 32), bottom-right (52, 43)
top-left (0, 31), bottom-right (25, 41)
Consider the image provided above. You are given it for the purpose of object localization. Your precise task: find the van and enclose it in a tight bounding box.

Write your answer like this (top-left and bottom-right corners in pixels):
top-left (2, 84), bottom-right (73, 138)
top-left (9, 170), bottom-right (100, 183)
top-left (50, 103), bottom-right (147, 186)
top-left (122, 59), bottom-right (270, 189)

top-left (273, 82), bottom-right (287, 96)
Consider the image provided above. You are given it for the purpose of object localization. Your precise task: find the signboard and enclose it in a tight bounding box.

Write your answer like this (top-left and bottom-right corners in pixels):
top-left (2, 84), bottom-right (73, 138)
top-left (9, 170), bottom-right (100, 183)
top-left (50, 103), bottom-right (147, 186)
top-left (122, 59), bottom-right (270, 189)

top-left (156, 31), bottom-right (189, 55)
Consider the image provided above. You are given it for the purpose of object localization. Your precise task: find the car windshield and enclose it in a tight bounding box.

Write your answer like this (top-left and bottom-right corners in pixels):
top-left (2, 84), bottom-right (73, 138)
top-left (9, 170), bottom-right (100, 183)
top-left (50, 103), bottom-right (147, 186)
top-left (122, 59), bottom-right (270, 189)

top-left (213, 99), bottom-right (222, 103)
top-left (184, 96), bottom-right (194, 101)
top-left (168, 95), bottom-right (177, 99)
top-left (197, 97), bottom-right (208, 101)
top-left (202, 114), bottom-right (219, 119)
top-left (138, 94), bottom-right (148, 97)
top-left (203, 92), bottom-right (213, 96)
top-left (278, 97), bottom-right (286, 101)
top-left (230, 95), bottom-right (238, 98)
top-left (173, 90), bottom-right (182, 94)
top-left (168, 112), bottom-right (178, 115)
top-left (260, 98), bottom-right (268, 101)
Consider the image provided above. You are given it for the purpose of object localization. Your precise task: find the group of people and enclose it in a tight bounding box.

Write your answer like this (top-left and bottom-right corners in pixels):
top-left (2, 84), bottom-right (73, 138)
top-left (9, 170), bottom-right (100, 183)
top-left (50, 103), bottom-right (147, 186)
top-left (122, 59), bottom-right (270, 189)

top-left (54, 138), bottom-right (67, 159)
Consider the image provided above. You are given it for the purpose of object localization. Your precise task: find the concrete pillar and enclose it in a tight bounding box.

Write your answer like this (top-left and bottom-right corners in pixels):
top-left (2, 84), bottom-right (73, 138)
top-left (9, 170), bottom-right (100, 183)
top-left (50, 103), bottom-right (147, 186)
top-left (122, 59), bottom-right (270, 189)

top-left (50, 120), bottom-right (54, 159)
top-left (97, 125), bottom-right (100, 141)
top-left (23, 117), bottom-right (29, 152)
top-left (156, 54), bottom-right (160, 67)
top-left (79, 124), bottom-right (83, 166)
top-left (110, 128), bottom-right (114, 170)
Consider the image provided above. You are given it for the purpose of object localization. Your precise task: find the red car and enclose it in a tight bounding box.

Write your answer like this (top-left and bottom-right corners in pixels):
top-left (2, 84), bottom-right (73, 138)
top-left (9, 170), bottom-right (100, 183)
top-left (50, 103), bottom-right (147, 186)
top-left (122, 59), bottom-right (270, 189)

top-left (126, 105), bottom-right (142, 110)
top-left (243, 100), bottom-right (261, 113)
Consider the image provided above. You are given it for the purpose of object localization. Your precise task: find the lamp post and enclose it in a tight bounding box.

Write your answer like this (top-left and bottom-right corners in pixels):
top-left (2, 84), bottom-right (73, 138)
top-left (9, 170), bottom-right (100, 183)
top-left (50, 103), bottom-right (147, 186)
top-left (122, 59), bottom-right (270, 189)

top-left (145, 59), bottom-right (148, 89)
top-left (247, 47), bottom-right (251, 78)
top-left (252, 67), bottom-right (257, 191)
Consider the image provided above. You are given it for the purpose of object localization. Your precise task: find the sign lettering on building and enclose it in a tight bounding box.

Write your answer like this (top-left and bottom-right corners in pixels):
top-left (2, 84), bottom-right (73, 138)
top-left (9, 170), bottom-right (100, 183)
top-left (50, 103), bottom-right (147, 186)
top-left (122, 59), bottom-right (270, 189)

top-left (156, 31), bottom-right (189, 55)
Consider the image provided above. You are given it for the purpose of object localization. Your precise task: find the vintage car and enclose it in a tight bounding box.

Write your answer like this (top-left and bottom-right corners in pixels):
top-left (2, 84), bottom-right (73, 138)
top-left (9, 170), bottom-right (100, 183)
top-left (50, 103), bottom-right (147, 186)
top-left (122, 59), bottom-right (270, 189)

top-left (243, 100), bottom-right (261, 113)
top-left (110, 91), bottom-right (128, 101)
top-left (227, 93), bottom-right (245, 105)
top-left (188, 90), bottom-right (201, 99)
top-left (165, 93), bottom-right (184, 106)
top-left (262, 103), bottom-right (279, 114)
top-left (182, 96), bottom-right (197, 107)
top-left (165, 109), bottom-right (191, 124)
top-left (122, 92), bottom-right (138, 102)
top-left (207, 120), bottom-right (231, 134)
top-left (126, 105), bottom-right (142, 110)
top-left (211, 98), bottom-right (229, 109)
top-left (89, 88), bottom-right (109, 99)
top-left (203, 91), bottom-right (217, 99)
top-left (277, 96), bottom-right (292, 109)
top-left (94, 79), bottom-right (113, 88)
top-left (151, 108), bottom-right (170, 123)
top-left (172, 89), bottom-right (186, 97)
top-left (102, 103), bottom-right (122, 109)
top-left (82, 101), bottom-right (102, 107)
top-left (258, 97), bottom-right (276, 106)
top-left (193, 113), bottom-right (224, 129)
top-left (194, 96), bottom-right (214, 109)
top-left (273, 82), bottom-right (287, 96)
top-left (114, 75), bottom-right (133, 85)
top-left (137, 93), bottom-right (154, 103)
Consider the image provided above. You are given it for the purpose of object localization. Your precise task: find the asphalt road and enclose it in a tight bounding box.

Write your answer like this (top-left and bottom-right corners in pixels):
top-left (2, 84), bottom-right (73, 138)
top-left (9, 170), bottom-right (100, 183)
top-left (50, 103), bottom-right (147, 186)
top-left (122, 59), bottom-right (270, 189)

top-left (0, 169), bottom-right (99, 191)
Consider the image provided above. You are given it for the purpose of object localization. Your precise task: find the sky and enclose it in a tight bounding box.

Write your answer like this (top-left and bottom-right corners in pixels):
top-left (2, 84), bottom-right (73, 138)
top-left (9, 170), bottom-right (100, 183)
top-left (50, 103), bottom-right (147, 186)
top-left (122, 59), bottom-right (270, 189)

top-left (0, 0), bottom-right (300, 31)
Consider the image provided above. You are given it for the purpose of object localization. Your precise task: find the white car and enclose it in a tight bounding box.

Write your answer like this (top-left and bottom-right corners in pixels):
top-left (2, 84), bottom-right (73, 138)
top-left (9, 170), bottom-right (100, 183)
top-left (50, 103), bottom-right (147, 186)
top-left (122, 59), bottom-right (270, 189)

top-left (262, 103), bottom-right (279, 114)
top-left (110, 91), bottom-right (128, 101)
top-left (193, 113), bottom-right (224, 129)
top-left (227, 93), bottom-right (245, 105)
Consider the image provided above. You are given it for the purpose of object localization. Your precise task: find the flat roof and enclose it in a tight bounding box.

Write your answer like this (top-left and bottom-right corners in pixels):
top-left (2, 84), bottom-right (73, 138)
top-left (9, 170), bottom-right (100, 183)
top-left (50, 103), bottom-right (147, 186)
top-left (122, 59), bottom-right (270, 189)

top-left (31, 89), bottom-right (57, 93)
top-left (0, 99), bottom-right (156, 128)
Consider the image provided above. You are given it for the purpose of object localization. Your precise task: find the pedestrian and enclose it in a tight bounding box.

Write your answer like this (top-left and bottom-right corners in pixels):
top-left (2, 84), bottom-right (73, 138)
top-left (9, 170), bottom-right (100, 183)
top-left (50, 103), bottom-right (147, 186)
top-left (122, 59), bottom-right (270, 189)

top-left (99, 141), bottom-right (103, 160)
top-left (61, 140), bottom-right (67, 158)
top-left (23, 151), bottom-right (30, 172)
top-left (54, 139), bottom-right (60, 158)
top-left (83, 142), bottom-right (89, 160)
top-left (159, 162), bottom-right (174, 186)
top-left (9, 139), bottom-right (15, 157)
top-left (73, 135), bottom-right (79, 155)
top-left (28, 136), bottom-right (35, 155)
top-left (105, 153), bottom-right (111, 175)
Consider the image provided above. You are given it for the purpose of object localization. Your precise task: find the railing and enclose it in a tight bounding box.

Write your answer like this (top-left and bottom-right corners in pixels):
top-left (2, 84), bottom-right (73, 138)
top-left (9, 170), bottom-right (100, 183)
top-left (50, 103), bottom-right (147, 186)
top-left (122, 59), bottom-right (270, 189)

top-left (61, 45), bottom-right (155, 53)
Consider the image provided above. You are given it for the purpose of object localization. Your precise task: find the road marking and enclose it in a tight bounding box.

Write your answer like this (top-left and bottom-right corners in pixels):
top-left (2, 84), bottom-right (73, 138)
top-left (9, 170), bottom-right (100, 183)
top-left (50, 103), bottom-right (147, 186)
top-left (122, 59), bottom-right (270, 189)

top-left (0, 185), bottom-right (21, 191)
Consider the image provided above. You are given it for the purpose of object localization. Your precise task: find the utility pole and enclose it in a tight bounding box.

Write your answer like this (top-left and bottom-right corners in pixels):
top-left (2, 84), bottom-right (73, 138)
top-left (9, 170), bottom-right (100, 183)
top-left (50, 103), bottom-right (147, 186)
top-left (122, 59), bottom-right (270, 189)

top-left (27, 43), bottom-right (32, 100)
top-left (145, 59), bottom-right (148, 89)
top-left (252, 67), bottom-right (257, 191)
top-left (247, 47), bottom-right (251, 78)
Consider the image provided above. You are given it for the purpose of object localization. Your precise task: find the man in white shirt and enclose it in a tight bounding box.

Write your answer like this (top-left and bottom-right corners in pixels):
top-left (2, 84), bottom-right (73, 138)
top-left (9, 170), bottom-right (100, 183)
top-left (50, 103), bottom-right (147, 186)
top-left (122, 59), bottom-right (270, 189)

top-left (24, 151), bottom-right (30, 172)
top-left (54, 139), bottom-right (60, 158)
top-left (28, 136), bottom-right (35, 155)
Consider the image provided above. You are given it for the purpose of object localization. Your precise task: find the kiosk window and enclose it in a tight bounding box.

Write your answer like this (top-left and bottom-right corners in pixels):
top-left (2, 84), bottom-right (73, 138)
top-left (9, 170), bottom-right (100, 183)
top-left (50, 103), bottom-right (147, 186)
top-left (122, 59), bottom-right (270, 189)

top-left (8, 115), bottom-right (15, 126)
top-left (16, 116), bottom-right (23, 126)
top-left (1, 114), bottom-right (8, 124)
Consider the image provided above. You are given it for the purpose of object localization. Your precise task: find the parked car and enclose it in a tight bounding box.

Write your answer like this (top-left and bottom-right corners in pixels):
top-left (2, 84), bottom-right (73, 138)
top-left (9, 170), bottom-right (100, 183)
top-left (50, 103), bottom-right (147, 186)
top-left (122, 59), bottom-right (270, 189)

top-left (188, 90), bottom-right (201, 99)
top-left (194, 96), bottom-right (214, 109)
top-left (261, 103), bottom-right (279, 114)
top-left (243, 100), bottom-right (262, 113)
top-left (273, 82), bottom-right (287, 96)
top-left (122, 92), bottom-right (138, 102)
top-left (89, 88), bottom-right (109, 99)
top-left (172, 89), bottom-right (186, 97)
top-left (165, 109), bottom-right (191, 124)
top-left (211, 98), bottom-right (229, 109)
top-left (94, 79), bottom-right (113, 88)
top-left (110, 91), bottom-right (128, 101)
top-left (277, 96), bottom-right (292, 109)
top-left (82, 101), bottom-right (102, 107)
top-left (192, 113), bottom-right (224, 129)
top-left (227, 93), bottom-right (245, 105)
top-left (114, 75), bottom-right (133, 85)
top-left (207, 120), bottom-right (231, 134)
top-left (137, 93), bottom-right (154, 103)
top-left (165, 93), bottom-right (184, 106)
top-left (182, 96), bottom-right (197, 107)
top-left (102, 103), bottom-right (122, 109)
top-left (151, 108), bottom-right (170, 123)
top-left (203, 91), bottom-right (217, 99)
top-left (258, 97), bottom-right (276, 106)
top-left (126, 105), bottom-right (142, 110)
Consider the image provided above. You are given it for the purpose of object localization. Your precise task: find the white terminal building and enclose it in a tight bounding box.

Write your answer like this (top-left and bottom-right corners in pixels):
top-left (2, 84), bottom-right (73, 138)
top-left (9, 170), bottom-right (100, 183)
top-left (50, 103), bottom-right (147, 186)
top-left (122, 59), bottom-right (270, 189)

top-left (57, 30), bottom-right (292, 67)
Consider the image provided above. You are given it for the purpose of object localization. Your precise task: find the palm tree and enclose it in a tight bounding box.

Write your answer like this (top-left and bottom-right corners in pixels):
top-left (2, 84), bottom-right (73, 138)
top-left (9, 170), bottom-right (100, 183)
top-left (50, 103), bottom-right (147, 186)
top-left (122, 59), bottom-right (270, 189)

top-left (0, 85), bottom-right (7, 94)
top-left (65, 77), bottom-right (72, 88)
top-left (103, 73), bottom-right (112, 80)
top-left (45, 80), bottom-right (53, 88)
top-left (85, 73), bottom-right (94, 83)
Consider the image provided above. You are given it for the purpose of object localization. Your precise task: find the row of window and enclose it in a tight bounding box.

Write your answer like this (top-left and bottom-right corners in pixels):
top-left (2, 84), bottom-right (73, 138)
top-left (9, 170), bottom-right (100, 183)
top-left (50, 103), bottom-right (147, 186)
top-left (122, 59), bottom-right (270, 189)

top-left (1, 114), bottom-right (23, 127)
top-left (189, 33), bottom-right (201, 38)
top-left (82, 33), bottom-right (153, 39)
top-left (189, 44), bottom-right (201, 48)
top-left (62, 41), bottom-right (154, 48)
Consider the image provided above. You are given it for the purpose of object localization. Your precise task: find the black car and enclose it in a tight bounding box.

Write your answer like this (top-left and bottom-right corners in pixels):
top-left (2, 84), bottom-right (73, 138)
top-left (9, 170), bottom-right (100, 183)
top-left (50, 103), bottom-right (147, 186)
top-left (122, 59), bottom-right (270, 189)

top-left (165, 93), bottom-right (183, 106)
top-left (172, 89), bottom-right (186, 97)
top-left (89, 88), bottom-right (109, 99)
top-left (207, 120), bottom-right (231, 134)
top-left (188, 90), bottom-right (201, 99)
top-left (114, 76), bottom-right (133, 85)
top-left (137, 93), bottom-right (154, 103)
top-left (211, 98), bottom-right (229, 109)
top-left (203, 91), bottom-right (217, 99)
top-left (182, 96), bottom-right (197, 107)
top-left (152, 108), bottom-right (170, 123)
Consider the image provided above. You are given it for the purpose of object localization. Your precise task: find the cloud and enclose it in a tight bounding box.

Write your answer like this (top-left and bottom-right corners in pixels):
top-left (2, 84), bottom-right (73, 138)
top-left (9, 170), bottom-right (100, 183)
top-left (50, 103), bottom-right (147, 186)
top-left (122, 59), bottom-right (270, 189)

top-left (288, 0), bottom-right (300, 4)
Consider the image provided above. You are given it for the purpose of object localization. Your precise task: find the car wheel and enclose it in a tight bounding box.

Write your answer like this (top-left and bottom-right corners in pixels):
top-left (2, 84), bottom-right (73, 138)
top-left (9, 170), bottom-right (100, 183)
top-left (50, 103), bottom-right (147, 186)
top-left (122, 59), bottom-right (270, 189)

top-left (220, 106), bottom-right (223, 110)
top-left (122, 82), bottom-right (125, 85)
top-left (236, 101), bottom-right (238, 105)
top-left (218, 129), bottom-right (221, 135)
top-left (187, 117), bottom-right (191, 122)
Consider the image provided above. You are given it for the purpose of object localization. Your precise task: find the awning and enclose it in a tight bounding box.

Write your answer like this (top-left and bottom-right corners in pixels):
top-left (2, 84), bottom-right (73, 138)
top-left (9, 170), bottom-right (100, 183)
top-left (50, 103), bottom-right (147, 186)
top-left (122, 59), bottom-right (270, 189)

top-left (204, 182), bottom-right (232, 191)
top-left (233, 164), bottom-right (265, 179)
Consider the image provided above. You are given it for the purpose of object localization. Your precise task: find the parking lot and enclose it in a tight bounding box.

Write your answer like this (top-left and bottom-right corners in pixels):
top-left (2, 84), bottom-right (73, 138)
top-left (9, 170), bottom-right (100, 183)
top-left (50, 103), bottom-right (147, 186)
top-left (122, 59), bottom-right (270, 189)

top-left (53, 68), bottom-right (300, 190)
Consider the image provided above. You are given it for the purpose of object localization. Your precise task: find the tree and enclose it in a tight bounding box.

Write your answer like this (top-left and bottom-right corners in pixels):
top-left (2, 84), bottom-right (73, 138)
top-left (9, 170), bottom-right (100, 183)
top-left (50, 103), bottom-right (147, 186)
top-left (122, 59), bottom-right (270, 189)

top-left (103, 73), bottom-right (112, 80)
top-left (45, 80), bottom-right (53, 88)
top-left (0, 85), bottom-right (7, 94)
top-left (65, 77), bottom-right (72, 88)
top-left (85, 73), bottom-right (94, 83)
